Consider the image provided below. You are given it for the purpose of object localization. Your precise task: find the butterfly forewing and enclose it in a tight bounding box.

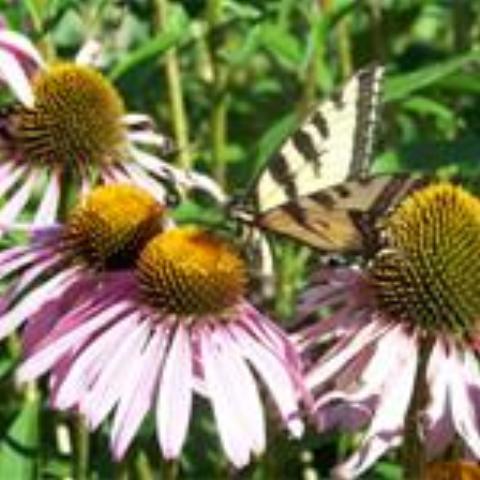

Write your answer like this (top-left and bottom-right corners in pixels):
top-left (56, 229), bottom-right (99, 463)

top-left (254, 65), bottom-right (384, 215)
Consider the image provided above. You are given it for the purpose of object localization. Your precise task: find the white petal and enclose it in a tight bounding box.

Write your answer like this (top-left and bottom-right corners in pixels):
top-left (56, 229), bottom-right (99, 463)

top-left (157, 324), bottom-right (193, 459)
top-left (0, 49), bottom-right (34, 107)
top-left (75, 39), bottom-right (102, 66)
top-left (200, 328), bottom-right (251, 467)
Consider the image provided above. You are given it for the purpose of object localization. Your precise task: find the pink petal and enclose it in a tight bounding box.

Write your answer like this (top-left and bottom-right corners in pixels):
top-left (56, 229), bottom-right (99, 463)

top-left (17, 300), bottom-right (131, 382)
top-left (228, 323), bottom-right (303, 437)
top-left (333, 433), bottom-right (402, 480)
top-left (200, 328), bottom-right (251, 468)
top-left (81, 316), bottom-right (148, 430)
top-left (53, 316), bottom-right (137, 410)
top-left (0, 169), bottom-right (36, 226)
top-left (447, 345), bottom-right (480, 457)
top-left (0, 49), bottom-right (34, 107)
top-left (157, 323), bottom-right (193, 459)
top-left (334, 333), bottom-right (418, 478)
top-left (0, 266), bottom-right (80, 340)
top-left (0, 246), bottom-right (45, 282)
top-left (33, 169), bottom-right (61, 226)
top-left (111, 324), bottom-right (169, 459)
top-left (306, 319), bottom-right (389, 391)
top-left (0, 29), bottom-right (44, 66)
top-left (120, 162), bottom-right (167, 203)
top-left (8, 254), bottom-right (63, 301)
top-left (0, 164), bottom-right (27, 197)
top-left (422, 339), bottom-right (454, 458)
top-left (127, 131), bottom-right (171, 149)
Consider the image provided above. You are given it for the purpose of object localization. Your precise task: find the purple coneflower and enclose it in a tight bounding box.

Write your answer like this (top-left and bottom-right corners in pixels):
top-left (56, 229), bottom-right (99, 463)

top-left (296, 183), bottom-right (480, 478)
top-left (11, 221), bottom-right (304, 467)
top-left (0, 183), bottom-right (165, 343)
top-left (0, 28), bottom-right (223, 227)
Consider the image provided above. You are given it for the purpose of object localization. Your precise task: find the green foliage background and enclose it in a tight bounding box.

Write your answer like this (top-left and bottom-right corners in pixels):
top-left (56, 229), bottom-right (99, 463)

top-left (0, 0), bottom-right (480, 478)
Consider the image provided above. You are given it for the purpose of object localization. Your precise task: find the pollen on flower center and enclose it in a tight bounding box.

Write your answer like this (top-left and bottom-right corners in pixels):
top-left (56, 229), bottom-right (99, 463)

top-left (370, 183), bottom-right (480, 334)
top-left (136, 226), bottom-right (247, 317)
top-left (15, 63), bottom-right (127, 169)
top-left (64, 184), bottom-right (164, 270)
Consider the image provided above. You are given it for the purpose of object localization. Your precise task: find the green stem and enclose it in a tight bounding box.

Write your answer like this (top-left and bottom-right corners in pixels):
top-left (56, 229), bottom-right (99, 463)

top-left (206, 0), bottom-right (228, 186)
top-left (162, 460), bottom-right (179, 480)
top-left (336, 16), bottom-right (352, 80)
top-left (154, 0), bottom-right (192, 169)
top-left (72, 414), bottom-right (89, 480)
top-left (133, 449), bottom-right (154, 480)
top-left (402, 334), bottom-right (435, 479)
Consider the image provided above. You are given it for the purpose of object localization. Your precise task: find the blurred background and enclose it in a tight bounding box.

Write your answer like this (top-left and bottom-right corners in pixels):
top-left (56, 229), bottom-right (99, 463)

top-left (0, 0), bottom-right (480, 478)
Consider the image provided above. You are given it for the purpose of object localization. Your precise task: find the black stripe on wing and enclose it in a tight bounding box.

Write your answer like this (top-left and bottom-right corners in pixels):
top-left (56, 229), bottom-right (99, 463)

top-left (350, 66), bottom-right (384, 177)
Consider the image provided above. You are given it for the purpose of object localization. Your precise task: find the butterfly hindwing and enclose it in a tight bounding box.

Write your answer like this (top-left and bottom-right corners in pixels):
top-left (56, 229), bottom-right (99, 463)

top-left (256, 174), bottom-right (427, 252)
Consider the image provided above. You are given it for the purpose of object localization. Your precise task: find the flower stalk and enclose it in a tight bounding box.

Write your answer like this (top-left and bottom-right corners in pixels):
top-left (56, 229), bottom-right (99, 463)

top-left (72, 413), bottom-right (90, 480)
top-left (206, 0), bottom-right (228, 186)
top-left (154, 0), bottom-right (192, 169)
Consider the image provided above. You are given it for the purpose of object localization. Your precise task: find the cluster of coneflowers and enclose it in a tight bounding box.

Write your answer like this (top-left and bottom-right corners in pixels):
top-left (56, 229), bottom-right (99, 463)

top-left (0, 26), bottom-right (480, 479)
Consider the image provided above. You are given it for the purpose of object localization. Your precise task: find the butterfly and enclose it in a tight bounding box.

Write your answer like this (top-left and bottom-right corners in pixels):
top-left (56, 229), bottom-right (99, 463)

top-left (229, 65), bottom-right (425, 255)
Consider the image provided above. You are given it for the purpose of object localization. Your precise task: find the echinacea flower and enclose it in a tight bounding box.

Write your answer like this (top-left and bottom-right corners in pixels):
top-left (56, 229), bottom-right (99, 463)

top-left (0, 28), bottom-right (223, 228)
top-left (15, 225), bottom-right (304, 468)
top-left (0, 183), bottom-right (165, 342)
top-left (296, 183), bottom-right (480, 479)
top-left (423, 460), bottom-right (480, 480)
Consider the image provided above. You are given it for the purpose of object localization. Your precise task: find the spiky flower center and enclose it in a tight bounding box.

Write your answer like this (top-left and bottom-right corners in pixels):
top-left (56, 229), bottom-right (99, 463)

top-left (136, 226), bottom-right (247, 317)
top-left (370, 183), bottom-right (480, 335)
top-left (64, 184), bottom-right (164, 270)
top-left (15, 63), bottom-right (127, 169)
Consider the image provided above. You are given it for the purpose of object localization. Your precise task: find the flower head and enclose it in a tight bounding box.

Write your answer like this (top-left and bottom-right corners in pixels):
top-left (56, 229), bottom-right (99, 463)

top-left (297, 183), bottom-right (480, 478)
top-left (0, 28), bottom-right (224, 228)
top-left (12, 224), bottom-right (304, 468)
top-left (0, 183), bottom-right (165, 341)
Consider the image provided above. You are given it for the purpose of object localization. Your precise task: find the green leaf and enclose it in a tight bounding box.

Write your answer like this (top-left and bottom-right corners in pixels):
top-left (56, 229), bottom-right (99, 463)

top-left (402, 95), bottom-right (455, 123)
top-left (260, 24), bottom-right (303, 68)
top-left (109, 5), bottom-right (189, 82)
top-left (0, 393), bottom-right (40, 480)
top-left (384, 50), bottom-right (480, 102)
top-left (23, 0), bottom-right (43, 33)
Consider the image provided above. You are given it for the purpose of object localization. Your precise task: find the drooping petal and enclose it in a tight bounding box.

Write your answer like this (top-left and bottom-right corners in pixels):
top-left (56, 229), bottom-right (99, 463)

top-left (447, 345), bottom-right (480, 457)
top-left (422, 339), bottom-right (454, 458)
top-left (17, 300), bottom-right (131, 382)
top-left (119, 162), bottom-right (167, 203)
top-left (0, 49), bottom-right (34, 107)
top-left (229, 323), bottom-right (303, 437)
top-left (111, 324), bottom-right (169, 459)
top-left (122, 113), bottom-right (155, 130)
top-left (53, 316), bottom-right (137, 410)
top-left (0, 169), bottom-right (36, 227)
top-left (306, 319), bottom-right (389, 391)
top-left (200, 327), bottom-right (251, 468)
top-left (333, 332), bottom-right (418, 479)
top-left (0, 266), bottom-right (81, 340)
top-left (0, 164), bottom-right (27, 197)
top-left (0, 29), bottom-right (44, 67)
top-left (33, 169), bottom-right (61, 226)
top-left (80, 316), bottom-right (148, 430)
top-left (157, 323), bottom-right (193, 459)
top-left (211, 327), bottom-right (266, 455)
top-left (127, 130), bottom-right (172, 150)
